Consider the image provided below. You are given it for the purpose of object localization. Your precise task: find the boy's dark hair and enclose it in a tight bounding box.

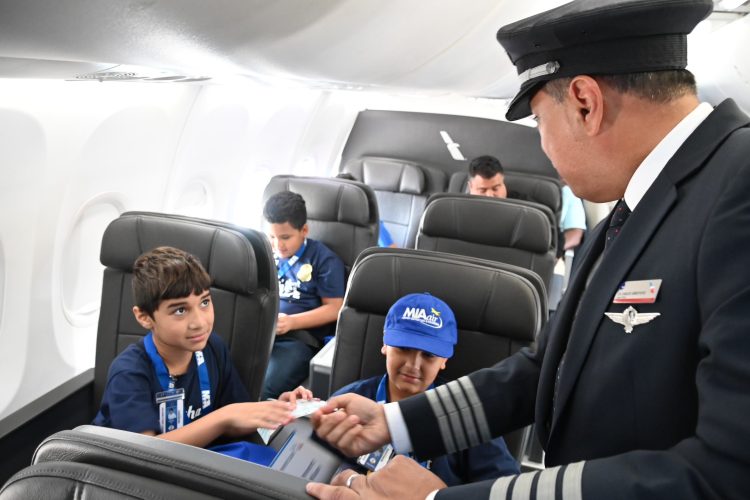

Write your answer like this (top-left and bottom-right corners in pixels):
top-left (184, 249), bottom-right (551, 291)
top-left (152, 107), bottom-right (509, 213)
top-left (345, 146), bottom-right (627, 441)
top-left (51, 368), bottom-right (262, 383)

top-left (468, 155), bottom-right (504, 180)
top-left (132, 246), bottom-right (211, 316)
top-left (263, 191), bottom-right (307, 229)
top-left (336, 172), bottom-right (356, 181)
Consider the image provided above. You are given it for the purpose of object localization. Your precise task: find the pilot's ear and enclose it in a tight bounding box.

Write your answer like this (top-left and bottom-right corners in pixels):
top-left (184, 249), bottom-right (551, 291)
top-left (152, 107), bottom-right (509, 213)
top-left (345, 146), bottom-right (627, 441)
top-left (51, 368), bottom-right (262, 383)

top-left (132, 306), bottom-right (153, 330)
top-left (381, 345), bottom-right (388, 356)
top-left (440, 358), bottom-right (447, 370)
top-left (568, 75), bottom-right (605, 136)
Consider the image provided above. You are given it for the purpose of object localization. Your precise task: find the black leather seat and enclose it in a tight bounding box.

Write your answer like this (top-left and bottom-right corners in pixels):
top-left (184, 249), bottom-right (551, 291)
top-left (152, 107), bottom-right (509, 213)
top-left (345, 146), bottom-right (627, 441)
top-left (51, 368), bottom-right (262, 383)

top-left (1, 461), bottom-right (217, 499)
top-left (25, 425), bottom-right (310, 499)
top-left (94, 212), bottom-right (278, 405)
top-left (416, 193), bottom-right (557, 292)
top-left (262, 175), bottom-right (379, 271)
top-left (447, 170), bottom-right (562, 224)
top-left (341, 157), bottom-right (447, 248)
top-left (329, 247), bottom-right (546, 458)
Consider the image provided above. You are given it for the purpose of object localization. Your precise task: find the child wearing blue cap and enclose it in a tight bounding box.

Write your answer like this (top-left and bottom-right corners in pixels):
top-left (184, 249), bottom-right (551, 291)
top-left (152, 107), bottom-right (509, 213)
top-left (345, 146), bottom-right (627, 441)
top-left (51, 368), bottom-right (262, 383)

top-left (331, 292), bottom-right (520, 485)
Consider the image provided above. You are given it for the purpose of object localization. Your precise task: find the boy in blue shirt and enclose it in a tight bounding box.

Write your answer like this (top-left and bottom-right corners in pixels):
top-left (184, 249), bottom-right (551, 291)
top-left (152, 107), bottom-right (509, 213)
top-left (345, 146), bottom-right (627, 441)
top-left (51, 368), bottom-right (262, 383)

top-left (332, 293), bottom-right (520, 486)
top-left (93, 246), bottom-right (309, 453)
top-left (263, 191), bottom-right (346, 399)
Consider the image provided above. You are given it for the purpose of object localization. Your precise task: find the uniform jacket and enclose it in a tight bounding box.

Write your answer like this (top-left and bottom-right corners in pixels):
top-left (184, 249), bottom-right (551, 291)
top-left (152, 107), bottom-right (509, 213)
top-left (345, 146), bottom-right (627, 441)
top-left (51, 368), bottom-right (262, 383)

top-left (400, 99), bottom-right (750, 499)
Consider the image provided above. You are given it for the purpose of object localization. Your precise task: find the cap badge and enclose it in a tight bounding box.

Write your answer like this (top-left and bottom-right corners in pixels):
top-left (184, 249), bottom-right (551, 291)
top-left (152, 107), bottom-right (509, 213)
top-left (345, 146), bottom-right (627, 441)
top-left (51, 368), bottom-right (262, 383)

top-left (518, 60), bottom-right (560, 84)
top-left (604, 306), bottom-right (660, 334)
top-left (297, 263), bottom-right (313, 282)
top-left (402, 307), bottom-right (443, 329)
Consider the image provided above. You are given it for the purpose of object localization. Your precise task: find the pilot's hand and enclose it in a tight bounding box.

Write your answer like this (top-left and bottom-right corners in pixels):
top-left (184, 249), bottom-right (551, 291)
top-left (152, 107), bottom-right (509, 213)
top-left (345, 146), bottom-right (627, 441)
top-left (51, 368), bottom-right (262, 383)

top-left (310, 393), bottom-right (390, 457)
top-left (306, 456), bottom-right (447, 499)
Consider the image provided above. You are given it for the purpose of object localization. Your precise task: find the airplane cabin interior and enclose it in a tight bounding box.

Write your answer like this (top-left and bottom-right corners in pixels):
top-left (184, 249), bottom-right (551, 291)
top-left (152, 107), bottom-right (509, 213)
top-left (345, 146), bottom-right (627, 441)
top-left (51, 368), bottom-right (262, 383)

top-left (0, 0), bottom-right (748, 497)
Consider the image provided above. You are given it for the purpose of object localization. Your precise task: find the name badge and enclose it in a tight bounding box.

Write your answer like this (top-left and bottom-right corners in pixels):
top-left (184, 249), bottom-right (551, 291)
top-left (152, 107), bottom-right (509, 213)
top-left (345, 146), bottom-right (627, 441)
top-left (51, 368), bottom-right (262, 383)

top-left (156, 388), bottom-right (185, 433)
top-left (357, 444), bottom-right (394, 472)
top-left (613, 279), bottom-right (662, 304)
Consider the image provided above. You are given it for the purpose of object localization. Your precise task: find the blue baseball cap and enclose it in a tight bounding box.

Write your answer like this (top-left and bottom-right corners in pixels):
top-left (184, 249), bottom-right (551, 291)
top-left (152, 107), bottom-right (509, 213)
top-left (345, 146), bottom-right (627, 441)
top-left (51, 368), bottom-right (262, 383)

top-left (383, 293), bottom-right (458, 358)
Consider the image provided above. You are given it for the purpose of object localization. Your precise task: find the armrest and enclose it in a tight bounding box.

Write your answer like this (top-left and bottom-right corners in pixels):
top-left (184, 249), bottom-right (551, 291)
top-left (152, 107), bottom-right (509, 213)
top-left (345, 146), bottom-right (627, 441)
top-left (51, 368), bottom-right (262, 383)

top-left (33, 425), bottom-right (311, 499)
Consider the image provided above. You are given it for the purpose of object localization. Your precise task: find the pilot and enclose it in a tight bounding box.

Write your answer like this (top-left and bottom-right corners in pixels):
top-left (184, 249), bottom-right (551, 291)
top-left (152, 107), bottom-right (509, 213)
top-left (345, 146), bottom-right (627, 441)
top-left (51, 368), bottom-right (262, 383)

top-left (307, 0), bottom-right (750, 499)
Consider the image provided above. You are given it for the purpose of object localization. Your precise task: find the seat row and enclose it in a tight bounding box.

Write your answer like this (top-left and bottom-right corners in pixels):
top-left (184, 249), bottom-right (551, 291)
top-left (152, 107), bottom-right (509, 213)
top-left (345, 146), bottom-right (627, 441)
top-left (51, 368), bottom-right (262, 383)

top-left (2, 210), bottom-right (546, 499)
top-left (265, 166), bottom-right (558, 292)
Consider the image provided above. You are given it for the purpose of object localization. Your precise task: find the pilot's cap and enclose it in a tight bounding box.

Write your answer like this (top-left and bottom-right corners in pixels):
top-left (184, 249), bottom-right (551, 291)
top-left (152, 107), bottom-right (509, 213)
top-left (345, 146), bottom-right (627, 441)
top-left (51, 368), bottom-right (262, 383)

top-left (496, 0), bottom-right (713, 121)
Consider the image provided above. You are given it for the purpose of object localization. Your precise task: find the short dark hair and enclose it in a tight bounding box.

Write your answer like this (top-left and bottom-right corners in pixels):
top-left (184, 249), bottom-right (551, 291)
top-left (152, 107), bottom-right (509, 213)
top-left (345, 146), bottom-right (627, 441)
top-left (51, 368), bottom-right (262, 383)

top-left (336, 172), bottom-right (356, 181)
top-left (263, 191), bottom-right (307, 229)
top-left (543, 70), bottom-right (697, 104)
top-left (468, 155), bottom-right (504, 179)
top-left (132, 246), bottom-right (211, 316)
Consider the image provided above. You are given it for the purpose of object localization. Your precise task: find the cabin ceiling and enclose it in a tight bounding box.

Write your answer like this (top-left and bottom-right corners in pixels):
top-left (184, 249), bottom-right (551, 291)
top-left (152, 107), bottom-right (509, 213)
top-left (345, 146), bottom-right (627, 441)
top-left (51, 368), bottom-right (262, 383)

top-left (0, 0), bottom-right (566, 98)
top-left (0, 0), bottom-right (746, 99)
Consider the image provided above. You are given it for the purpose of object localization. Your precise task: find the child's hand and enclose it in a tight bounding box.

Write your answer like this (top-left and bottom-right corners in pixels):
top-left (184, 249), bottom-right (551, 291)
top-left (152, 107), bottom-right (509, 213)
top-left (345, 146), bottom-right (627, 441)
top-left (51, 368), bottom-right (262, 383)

top-left (222, 401), bottom-right (293, 437)
top-left (276, 313), bottom-right (294, 334)
top-left (279, 385), bottom-right (315, 405)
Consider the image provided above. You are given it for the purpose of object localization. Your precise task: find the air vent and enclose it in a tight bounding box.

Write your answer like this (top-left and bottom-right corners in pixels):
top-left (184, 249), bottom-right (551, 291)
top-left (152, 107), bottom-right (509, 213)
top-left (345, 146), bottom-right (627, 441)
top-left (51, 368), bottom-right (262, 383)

top-left (74, 71), bottom-right (142, 82)
top-left (70, 65), bottom-right (211, 83)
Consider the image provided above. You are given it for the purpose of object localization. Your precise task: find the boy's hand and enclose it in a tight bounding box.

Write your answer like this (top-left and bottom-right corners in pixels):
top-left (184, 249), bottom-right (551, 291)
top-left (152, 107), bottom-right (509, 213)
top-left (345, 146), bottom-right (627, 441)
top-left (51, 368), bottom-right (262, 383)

top-left (279, 385), bottom-right (315, 405)
top-left (310, 393), bottom-right (391, 457)
top-left (222, 401), bottom-right (294, 437)
top-left (276, 313), bottom-right (294, 334)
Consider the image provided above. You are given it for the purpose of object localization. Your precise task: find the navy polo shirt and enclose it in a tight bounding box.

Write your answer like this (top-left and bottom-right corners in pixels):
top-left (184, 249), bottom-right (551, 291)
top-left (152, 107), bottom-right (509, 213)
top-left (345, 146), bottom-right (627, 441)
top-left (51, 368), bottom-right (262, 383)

top-left (93, 333), bottom-right (250, 433)
top-left (278, 238), bottom-right (346, 340)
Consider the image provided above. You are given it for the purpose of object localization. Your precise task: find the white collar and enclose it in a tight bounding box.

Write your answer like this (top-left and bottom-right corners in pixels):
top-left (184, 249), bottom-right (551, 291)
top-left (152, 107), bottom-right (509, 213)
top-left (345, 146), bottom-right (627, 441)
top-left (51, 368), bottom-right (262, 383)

top-left (624, 102), bottom-right (713, 210)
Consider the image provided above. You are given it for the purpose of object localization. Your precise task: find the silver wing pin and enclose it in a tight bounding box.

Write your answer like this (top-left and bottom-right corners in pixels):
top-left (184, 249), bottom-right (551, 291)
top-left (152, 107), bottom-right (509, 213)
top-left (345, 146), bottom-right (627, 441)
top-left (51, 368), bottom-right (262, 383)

top-left (604, 305), bottom-right (660, 333)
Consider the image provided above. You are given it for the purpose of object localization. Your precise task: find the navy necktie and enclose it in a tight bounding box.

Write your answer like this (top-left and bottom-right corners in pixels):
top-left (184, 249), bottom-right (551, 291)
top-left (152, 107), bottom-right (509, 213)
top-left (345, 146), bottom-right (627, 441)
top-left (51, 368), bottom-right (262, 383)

top-left (605, 199), bottom-right (631, 250)
top-left (551, 199), bottom-right (632, 422)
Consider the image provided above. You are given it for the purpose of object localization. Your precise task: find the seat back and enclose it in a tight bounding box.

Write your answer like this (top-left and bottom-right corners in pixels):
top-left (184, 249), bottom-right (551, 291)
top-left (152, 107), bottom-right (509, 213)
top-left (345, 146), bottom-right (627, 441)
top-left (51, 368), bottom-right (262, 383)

top-left (29, 426), bottom-right (309, 499)
top-left (94, 212), bottom-right (278, 406)
top-left (341, 157), bottom-right (447, 248)
top-left (417, 193), bottom-right (557, 291)
top-left (262, 175), bottom-right (379, 271)
top-left (1, 461), bottom-right (217, 499)
top-left (448, 171), bottom-right (562, 224)
top-left (330, 248), bottom-right (545, 389)
top-left (330, 248), bottom-right (545, 458)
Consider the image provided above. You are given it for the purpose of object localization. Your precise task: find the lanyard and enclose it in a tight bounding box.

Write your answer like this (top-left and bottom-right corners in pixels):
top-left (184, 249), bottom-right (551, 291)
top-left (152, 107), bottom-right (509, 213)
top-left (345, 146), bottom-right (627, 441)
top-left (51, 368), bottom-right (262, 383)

top-left (375, 374), bottom-right (433, 470)
top-left (276, 239), bottom-right (307, 281)
top-left (144, 332), bottom-right (212, 423)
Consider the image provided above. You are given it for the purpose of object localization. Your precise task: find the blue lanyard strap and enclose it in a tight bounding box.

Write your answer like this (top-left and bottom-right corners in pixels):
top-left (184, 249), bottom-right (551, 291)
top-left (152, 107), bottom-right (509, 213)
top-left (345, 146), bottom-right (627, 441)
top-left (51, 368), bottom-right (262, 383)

top-left (144, 332), bottom-right (212, 422)
top-left (275, 239), bottom-right (307, 280)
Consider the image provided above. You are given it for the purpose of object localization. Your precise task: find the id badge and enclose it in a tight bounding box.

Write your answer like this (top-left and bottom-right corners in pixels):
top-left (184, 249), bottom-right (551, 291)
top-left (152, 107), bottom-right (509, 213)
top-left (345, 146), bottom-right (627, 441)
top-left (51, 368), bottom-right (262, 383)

top-left (156, 388), bottom-right (185, 433)
top-left (356, 444), bottom-right (394, 472)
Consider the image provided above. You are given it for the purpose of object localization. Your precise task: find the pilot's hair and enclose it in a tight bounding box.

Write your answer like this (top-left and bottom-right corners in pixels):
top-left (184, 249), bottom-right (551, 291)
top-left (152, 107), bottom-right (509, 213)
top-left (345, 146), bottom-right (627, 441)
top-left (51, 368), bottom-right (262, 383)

top-left (263, 191), bottom-right (307, 229)
top-left (544, 70), bottom-right (697, 104)
top-left (468, 155), bottom-right (504, 180)
top-left (132, 246), bottom-right (211, 316)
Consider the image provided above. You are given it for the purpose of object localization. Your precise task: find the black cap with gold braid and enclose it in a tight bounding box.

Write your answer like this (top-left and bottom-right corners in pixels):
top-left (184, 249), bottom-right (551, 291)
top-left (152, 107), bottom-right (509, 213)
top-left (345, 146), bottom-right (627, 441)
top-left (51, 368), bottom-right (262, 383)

top-left (496, 0), bottom-right (713, 121)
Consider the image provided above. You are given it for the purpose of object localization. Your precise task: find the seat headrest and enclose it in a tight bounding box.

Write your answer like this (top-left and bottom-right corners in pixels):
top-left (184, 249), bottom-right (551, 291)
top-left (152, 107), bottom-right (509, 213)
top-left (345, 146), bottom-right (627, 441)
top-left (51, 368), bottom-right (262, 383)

top-left (448, 171), bottom-right (561, 214)
top-left (100, 214), bottom-right (258, 295)
top-left (345, 248), bottom-right (542, 342)
top-left (264, 176), bottom-right (377, 227)
top-left (421, 194), bottom-right (551, 253)
top-left (344, 158), bottom-right (426, 194)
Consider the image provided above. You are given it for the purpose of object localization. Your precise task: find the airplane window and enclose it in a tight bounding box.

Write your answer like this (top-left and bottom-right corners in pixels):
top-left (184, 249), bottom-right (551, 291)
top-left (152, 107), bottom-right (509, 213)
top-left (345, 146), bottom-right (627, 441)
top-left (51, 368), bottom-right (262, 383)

top-left (59, 196), bottom-right (122, 367)
top-left (173, 179), bottom-right (213, 218)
